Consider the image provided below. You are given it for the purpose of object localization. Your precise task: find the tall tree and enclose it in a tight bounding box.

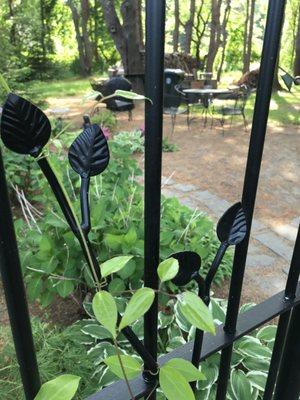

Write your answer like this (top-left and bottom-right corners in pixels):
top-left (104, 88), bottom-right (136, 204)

top-left (294, 6), bottom-right (300, 76)
top-left (67, 0), bottom-right (93, 76)
top-left (243, 0), bottom-right (256, 73)
top-left (183, 0), bottom-right (196, 54)
top-left (99, 0), bottom-right (144, 92)
top-left (217, 0), bottom-right (231, 81)
top-left (206, 0), bottom-right (222, 72)
top-left (173, 0), bottom-right (180, 53)
top-left (191, 0), bottom-right (210, 66)
top-left (7, 0), bottom-right (16, 45)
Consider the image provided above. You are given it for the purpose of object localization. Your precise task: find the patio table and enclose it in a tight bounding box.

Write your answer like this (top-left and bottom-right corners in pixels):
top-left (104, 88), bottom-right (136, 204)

top-left (182, 88), bottom-right (236, 127)
top-left (183, 88), bottom-right (234, 108)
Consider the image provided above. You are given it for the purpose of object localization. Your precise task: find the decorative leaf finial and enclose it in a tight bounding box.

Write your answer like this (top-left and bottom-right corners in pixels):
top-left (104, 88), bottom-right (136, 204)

top-left (0, 93), bottom-right (51, 157)
top-left (68, 124), bottom-right (110, 178)
top-left (216, 202), bottom-right (247, 246)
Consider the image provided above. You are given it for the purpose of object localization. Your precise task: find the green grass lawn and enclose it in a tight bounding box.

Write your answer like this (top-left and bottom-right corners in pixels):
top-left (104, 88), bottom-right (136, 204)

top-left (246, 89), bottom-right (300, 126)
top-left (24, 77), bottom-right (92, 99)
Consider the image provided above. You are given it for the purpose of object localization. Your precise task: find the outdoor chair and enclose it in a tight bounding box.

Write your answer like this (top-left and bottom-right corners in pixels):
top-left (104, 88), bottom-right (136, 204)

top-left (213, 85), bottom-right (252, 134)
top-left (279, 66), bottom-right (300, 91)
top-left (163, 69), bottom-right (188, 134)
top-left (100, 76), bottom-right (135, 120)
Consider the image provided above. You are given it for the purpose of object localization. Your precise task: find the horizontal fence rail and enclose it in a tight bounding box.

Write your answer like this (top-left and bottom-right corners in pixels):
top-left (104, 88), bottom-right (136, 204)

top-left (87, 283), bottom-right (300, 400)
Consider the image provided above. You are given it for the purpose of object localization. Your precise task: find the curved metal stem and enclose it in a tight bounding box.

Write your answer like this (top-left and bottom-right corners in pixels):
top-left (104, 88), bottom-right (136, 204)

top-left (37, 156), bottom-right (157, 372)
top-left (204, 242), bottom-right (228, 302)
top-left (80, 177), bottom-right (91, 234)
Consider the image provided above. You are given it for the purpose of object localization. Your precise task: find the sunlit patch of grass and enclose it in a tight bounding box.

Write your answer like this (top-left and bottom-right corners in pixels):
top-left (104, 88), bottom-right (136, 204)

top-left (24, 77), bottom-right (92, 99)
top-left (245, 87), bottom-right (300, 126)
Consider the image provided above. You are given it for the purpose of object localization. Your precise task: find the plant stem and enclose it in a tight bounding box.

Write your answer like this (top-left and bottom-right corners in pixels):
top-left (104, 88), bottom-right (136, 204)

top-left (113, 339), bottom-right (135, 400)
top-left (145, 383), bottom-right (158, 400)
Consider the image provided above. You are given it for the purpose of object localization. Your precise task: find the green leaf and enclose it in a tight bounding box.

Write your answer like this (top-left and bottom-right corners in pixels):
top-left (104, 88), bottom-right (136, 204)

top-left (197, 362), bottom-right (218, 390)
top-left (164, 359), bottom-right (205, 382)
top-left (230, 370), bottom-right (252, 400)
top-left (177, 292), bottom-right (215, 334)
top-left (92, 291), bottom-right (118, 338)
top-left (114, 90), bottom-right (153, 103)
top-left (27, 278), bottom-right (42, 301)
top-left (116, 259), bottom-right (136, 279)
top-left (158, 258), bottom-right (179, 283)
top-left (108, 278), bottom-right (126, 294)
top-left (159, 365), bottom-right (195, 400)
top-left (34, 374), bottom-right (81, 400)
top-left (81, 324), bottom-right (111, 339)
top-left (0, 73), bottom-right (10, 95)
top-left (119, 287), bottom-right (155, 330)
top-left (242, 357), bottom-right (270, 373)
top-left (56, 280), bottom-right (75, 298)
top-left (124, 227), bottom-right (137, 245)
top-left (256, 325), bottom-right (277, 342)
top-left (246, 371), bottom-right (267, 391)
top-left (237, 339), bottom-right (272, 359)
top-left (104, 355), bottom-right (142, 380)
top-left (39, 236), bottom-right (52, 252)
top-left (101, 256), bottom-right (133, 278)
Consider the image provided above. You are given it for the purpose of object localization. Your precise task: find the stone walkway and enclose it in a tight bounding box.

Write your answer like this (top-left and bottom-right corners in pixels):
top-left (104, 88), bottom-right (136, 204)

top-left (161, 175), bottom-right (297, 301)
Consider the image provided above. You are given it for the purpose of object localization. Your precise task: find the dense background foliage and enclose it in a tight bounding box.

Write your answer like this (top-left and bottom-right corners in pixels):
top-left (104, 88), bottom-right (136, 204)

top-left (0, 0), bottom-right (299, 99)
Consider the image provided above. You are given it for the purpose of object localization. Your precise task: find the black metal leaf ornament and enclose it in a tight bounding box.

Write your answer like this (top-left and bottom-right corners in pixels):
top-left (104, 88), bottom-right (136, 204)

top-left (0, 93), bottom-right (51, 157)
top-left (68, 124), bottom-right (109, 178)
top-left (170, 251), bottom-right (202, 286)
top-left (217, 202), bottom-right (247, 245)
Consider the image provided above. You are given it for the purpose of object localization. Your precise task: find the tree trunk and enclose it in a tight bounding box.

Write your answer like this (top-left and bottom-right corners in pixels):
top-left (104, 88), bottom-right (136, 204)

top-left (40, 0), bottom-right (47, 61)
top-left (217, 0), bottom-right (231, 81)
top-left (173, 0), bottom-right (180, 52)
top-left (68, 0), bottom-right (90, 76)
top-left (137, 0), bottom-right (144, 49)
top-left (242, 0), bottom-right (250, 73)
top-left (243, 0), bottom-right (255, 73)
top-left (206, 0), bottom-right (222, 73)
top-left (191, 0), bottom-right (210, 67)
top-left (100, 0), bottom-right (144, 92)
top-left (7, 0), bottom-right (16, 45)
top-left (184, 0), bottom-right (196, 54)
top-left (81, 0), bottom-right (93, 75)
top-left (294, 8), bottom-right (300, 76)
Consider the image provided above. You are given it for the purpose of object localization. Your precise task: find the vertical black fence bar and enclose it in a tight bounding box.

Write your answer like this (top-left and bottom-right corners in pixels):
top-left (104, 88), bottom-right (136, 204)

top-left (143, 0), bottom-right (166, 391)
top-left (263, 226), bottom-right (300, 399)
top-left (216, 1), bottom-right (286, 398)
top-left (273, 303), bottom-right (300, 400)
top-left (284, 225), bottom-right (300, 300)
top-left (0, 149), bottom-right (41, 399)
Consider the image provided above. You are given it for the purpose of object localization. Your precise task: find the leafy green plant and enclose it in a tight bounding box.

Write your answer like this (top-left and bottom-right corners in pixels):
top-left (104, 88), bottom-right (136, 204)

top-left (113, 130), bottom-right (144, 153)
top-left (14, 137), bottom-right (231, 307)
top-left (90, 110), bottom-right (117, 131)
top-left (84, 257), bottom-right (215, 400)
top-left (162, 138), bottom-right (178, 153)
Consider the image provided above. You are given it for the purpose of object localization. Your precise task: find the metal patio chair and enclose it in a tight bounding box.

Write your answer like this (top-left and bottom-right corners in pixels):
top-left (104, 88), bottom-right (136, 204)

top-left (100, 76), bottom-right (135, 121)
top-left (213, 85), bottom-right (252, 133)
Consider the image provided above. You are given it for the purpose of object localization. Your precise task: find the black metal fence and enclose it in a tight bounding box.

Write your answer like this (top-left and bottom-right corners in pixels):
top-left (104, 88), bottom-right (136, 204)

top-left (0, 0), bottom-right (299, 400)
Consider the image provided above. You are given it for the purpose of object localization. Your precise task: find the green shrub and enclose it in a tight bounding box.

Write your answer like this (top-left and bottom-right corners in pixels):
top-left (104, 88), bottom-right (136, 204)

top-left (90, 110), bottom-right (117, 131)
top-left (13, 137), bottom-right (232, 307)
top-left (0, 302), bottom-right (273, 399)
top-left (78, 299), bottom-right (274, 399)
top-left (113, 130), bottom-right (144, 153)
